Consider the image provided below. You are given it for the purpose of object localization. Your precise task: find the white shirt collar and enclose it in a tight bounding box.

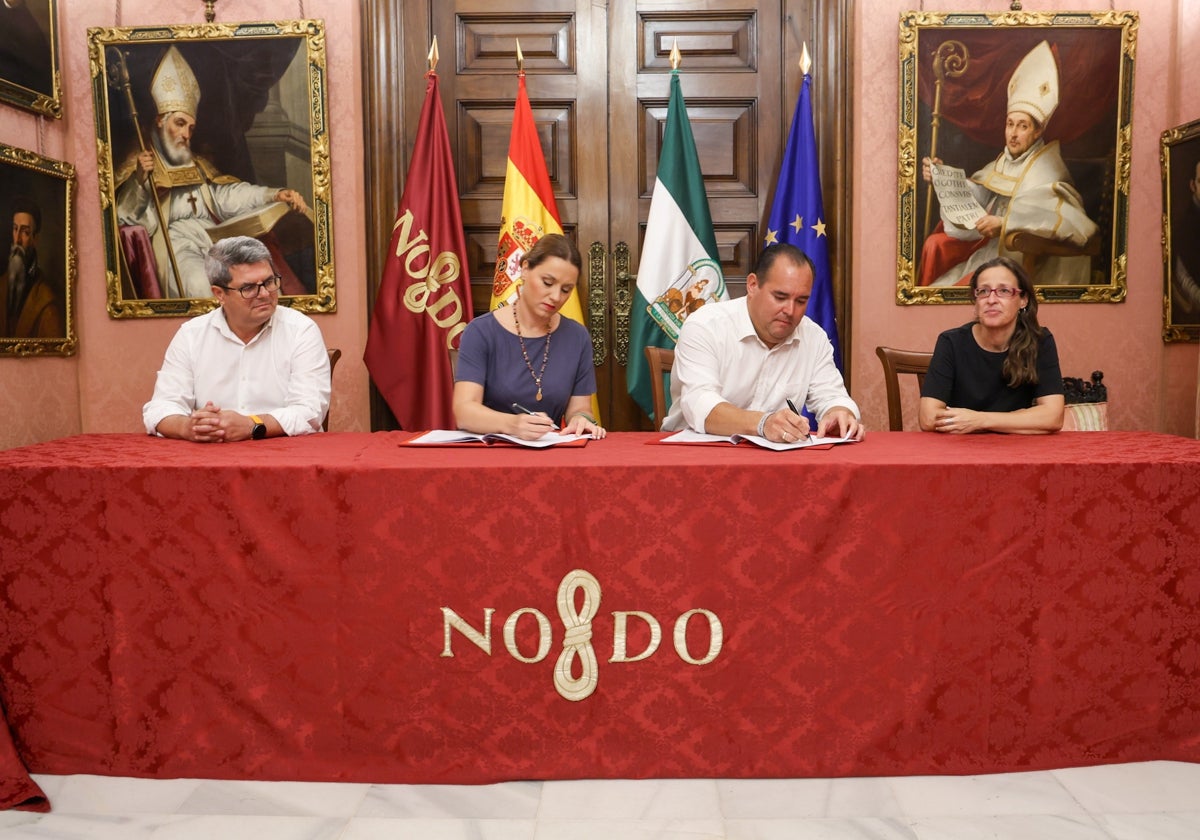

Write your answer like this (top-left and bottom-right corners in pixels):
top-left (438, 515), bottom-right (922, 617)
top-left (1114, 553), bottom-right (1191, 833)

top-left (211, 305), bottom-right (275, 346)
top-left (732, 297), bottom-right (803, 349)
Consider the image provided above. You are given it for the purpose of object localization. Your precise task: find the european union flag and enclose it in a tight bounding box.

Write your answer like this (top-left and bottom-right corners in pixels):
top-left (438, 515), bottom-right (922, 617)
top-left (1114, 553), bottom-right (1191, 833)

top-left (764, 71), bottom-right (841, 372)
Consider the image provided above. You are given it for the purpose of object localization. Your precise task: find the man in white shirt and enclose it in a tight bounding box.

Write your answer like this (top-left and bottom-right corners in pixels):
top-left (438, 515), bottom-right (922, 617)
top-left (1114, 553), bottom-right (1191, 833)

top-left (660, 243), bottom-right (863, 442)
top-left (142, 236), bottom-right (330, 442)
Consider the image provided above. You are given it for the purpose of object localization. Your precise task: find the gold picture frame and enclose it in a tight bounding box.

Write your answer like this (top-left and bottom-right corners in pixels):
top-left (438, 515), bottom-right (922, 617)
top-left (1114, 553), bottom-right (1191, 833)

top-left (87, 20), bottom-right (335, 318)
top-left (1161, 118), bottom-right (1200, 343)
top-left (0, 141), bottom-right (75, 356)
top-left (896, 11), bottom-right (1137, 304)
top-left (0, 0), bottom-right (62, 119)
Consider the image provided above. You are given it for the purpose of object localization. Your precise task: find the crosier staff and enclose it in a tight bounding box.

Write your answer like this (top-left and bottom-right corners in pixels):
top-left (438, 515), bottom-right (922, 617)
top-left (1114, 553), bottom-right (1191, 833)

top-left (922, 40), bottom-right (969, 241)
top-left (106, 46), bottom-right (186, 299)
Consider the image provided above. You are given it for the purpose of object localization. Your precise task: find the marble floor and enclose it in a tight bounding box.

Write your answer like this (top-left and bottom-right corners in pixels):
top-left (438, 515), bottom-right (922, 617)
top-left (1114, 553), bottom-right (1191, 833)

top-left (1, 761), bottom-right (1197, 839)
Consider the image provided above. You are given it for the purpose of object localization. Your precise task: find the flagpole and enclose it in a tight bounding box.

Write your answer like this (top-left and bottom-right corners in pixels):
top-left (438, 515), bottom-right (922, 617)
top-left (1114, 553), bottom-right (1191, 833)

top-left (364, 35), bottom-right (473, 430)
top-left (492, 35), bottom-right (600, 421)
top-left (760, 42), bottom-right (842, 373)
top-left (626, 36), bottom-right (726, 421)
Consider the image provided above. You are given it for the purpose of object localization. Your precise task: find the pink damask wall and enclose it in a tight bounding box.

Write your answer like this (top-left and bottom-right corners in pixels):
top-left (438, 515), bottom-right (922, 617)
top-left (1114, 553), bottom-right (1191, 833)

top-left (850, 0), bottom-right (1200, 434)
top-left (0, 0), bottom-right (369, 450)
top-left (2, 1), bottom-right (1198, 449)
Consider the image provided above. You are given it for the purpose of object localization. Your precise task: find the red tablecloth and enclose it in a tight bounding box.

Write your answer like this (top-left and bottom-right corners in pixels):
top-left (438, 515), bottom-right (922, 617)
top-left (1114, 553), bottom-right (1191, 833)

top-left (2, 431), bottom-right (1199, 795)
top-left (0, 712), bottom-right (45, 811)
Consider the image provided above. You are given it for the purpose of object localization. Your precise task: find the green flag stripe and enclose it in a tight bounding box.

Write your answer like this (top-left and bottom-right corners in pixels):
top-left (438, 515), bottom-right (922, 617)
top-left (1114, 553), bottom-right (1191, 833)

top-left (626, 70), bottom-right (725, 421)
top-left (655, 73), bottom-right (720, 263)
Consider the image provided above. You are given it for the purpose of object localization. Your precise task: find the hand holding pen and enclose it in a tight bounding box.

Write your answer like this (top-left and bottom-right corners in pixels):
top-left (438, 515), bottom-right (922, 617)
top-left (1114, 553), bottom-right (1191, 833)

top-left (783, 399), bottom-right (814, 444)
top-left (510, 402), bottom-right (559, 439)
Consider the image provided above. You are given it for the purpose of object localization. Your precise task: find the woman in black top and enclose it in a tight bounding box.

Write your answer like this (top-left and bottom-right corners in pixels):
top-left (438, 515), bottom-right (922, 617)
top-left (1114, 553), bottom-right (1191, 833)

top-left (919, 256), bottom-right (1064, 434)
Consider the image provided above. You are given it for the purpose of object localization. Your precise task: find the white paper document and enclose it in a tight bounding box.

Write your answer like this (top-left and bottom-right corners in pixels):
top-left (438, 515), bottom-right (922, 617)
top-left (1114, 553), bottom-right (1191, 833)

top-left (659, 429), bottom-right (857, 450)
top-left (929, 162), bottom-right (986, 227)
top-left (407, 429), bottom-right (589, 448)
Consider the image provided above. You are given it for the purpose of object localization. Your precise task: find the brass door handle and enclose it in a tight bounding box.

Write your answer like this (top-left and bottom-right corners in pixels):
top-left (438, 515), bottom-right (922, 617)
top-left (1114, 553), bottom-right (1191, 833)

top-left (613, 241), bottom-right (632, 367)
top-left (586, 241), bottom-right (635, 367)
top-left (587, 241), bottom-right (607, 366)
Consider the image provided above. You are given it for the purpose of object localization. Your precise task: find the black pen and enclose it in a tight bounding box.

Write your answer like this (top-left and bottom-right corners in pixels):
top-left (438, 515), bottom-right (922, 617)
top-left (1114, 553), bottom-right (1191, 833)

top-left (512, 402), bottom-right (559, 431)
top-left (785, 399), bottom-right (814, 443)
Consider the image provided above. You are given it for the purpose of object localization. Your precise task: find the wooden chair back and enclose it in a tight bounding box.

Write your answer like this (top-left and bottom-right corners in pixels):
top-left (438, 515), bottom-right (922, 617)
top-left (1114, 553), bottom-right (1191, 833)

top-left (644, 346), bottom-right (676, 431)
top-left (324, 348), bottom-right (342, 431)
top-left (875, 346), bottom-right (933, 431)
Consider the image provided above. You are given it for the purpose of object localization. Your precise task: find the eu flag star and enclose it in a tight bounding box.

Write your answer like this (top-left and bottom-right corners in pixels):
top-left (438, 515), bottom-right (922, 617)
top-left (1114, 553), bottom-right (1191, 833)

top-left (764, 229), bottom-right (779, 245)
top-left (763, 72), bottom-right (840, 371)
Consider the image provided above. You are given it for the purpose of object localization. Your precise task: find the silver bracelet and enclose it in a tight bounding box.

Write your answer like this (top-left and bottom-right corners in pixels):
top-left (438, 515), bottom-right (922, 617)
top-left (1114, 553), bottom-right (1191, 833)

top-left (756, 411), bottom-right (770, 438)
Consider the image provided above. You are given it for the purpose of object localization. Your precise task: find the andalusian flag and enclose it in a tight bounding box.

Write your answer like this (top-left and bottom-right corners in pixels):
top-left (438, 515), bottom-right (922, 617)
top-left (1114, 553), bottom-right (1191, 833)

top-left (626, 69), bottom-right (725, 422)
top-left (763, 62), bottom-right (841, 370)
top-left (494, 71), bottom-right (597, 418)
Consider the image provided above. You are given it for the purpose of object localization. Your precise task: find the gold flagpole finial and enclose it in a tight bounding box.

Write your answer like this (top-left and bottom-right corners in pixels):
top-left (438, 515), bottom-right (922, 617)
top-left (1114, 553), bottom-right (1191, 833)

top-left (800, 42), bottom-right (811, 76)
top-left (428, 36), bottom-right (439, 73)
top-left (669, 38), bottom-right (681, 70)
top-left (516, 38), bottom-right (524, 73)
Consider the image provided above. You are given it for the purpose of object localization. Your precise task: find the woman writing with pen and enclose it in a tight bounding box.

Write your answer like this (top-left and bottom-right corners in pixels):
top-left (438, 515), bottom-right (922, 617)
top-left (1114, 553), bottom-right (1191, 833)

top-left (453, 234), bottom-right (606, 440)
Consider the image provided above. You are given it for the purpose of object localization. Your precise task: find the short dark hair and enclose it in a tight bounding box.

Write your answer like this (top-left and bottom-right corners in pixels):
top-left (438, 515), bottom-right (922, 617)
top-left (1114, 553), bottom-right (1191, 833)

top-left (11, 196), bottom-right (41, 234)
top-left (752, 243), bottom-right (814, 281)
top-left (205, 236), bottom-right (275, 287)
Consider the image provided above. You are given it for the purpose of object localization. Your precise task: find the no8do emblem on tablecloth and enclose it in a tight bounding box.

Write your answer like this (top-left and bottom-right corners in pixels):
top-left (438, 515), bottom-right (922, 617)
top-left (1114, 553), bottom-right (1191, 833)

top-left (440, 569), bottom-right (724, 701)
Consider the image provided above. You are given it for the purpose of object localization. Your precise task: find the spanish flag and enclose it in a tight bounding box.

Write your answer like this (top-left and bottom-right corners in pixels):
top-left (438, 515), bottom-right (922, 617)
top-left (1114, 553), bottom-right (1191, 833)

top-left (493, 71), bottom-right (598, 419)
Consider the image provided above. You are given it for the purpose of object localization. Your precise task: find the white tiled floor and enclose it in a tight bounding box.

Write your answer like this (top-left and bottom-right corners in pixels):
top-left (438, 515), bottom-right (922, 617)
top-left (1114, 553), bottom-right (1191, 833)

top-left (1, 762), bottom-right (1198, 838)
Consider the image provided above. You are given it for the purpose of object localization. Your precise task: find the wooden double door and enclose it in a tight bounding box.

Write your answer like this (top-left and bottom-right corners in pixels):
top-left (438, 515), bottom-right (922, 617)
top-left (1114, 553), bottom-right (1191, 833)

top-left (364, 0), bottom-right (851, 431)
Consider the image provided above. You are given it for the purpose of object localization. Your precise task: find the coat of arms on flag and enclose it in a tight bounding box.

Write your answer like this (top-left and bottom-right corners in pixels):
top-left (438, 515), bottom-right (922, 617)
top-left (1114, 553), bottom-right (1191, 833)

top-left (646, 258), bottom-right (725, 342)
top-left (625, 44), bottom-right (726, 422)
top-left (492, 217), bottom-right (544, 304)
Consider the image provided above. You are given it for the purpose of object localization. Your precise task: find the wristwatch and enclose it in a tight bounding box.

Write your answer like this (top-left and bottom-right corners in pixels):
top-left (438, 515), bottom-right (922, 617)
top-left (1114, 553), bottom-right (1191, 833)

top-left (249, 414), bottom-right (267, 440)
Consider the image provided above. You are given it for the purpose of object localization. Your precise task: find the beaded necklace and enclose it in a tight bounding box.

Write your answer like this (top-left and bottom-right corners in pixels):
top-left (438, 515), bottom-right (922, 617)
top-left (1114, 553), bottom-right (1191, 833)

top-left (512, 303), bottom-right (551, 401)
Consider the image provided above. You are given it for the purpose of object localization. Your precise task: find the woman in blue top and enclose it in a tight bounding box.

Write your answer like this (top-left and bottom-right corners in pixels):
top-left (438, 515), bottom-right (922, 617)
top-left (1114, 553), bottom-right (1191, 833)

top-left (453, 233), bottom-right (606, 440)
top-left (919, 256), bottom-right (1064, 434)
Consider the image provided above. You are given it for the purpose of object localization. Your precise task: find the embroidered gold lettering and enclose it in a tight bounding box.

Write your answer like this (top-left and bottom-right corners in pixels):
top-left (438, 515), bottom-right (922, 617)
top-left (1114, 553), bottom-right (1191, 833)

top-left (502, 607), bottom-right (551, 663)
top-left (673, 609), bottom-right (723, 665)
top-left (440, 607), bottom-right (494, 657)
top-left (554, 569), bottom-right (600, 701)
top-left (609, 610), bottom-right (661, 663)
top-left (392, 208), bottom-right (467, 338)
top-left (439, 571), bottom-right (722, 699)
